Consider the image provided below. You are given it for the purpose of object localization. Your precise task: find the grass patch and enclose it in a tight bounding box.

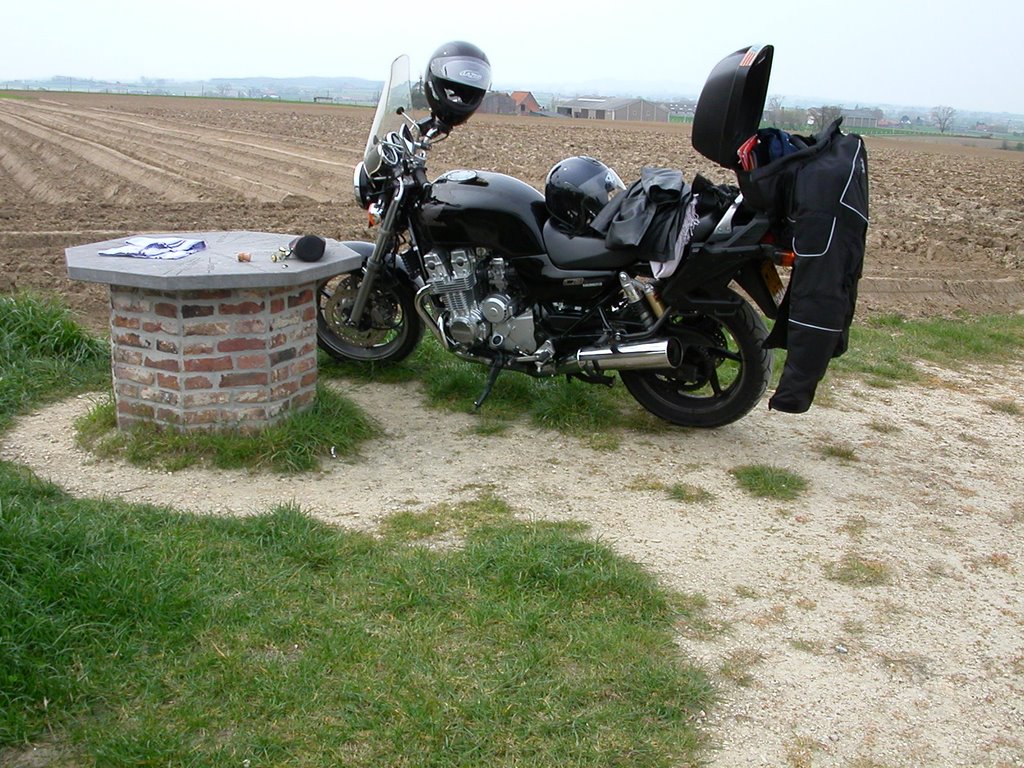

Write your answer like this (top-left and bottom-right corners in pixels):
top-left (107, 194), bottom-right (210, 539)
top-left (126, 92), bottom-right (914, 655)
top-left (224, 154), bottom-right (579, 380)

top-left (719, 648), bottom-right (766, 687)
top-left (983, 398), bottom-right (1022, 416)
top-left (731, 465), bottom-right (808, 501)
top-left (666, 482), bottom-right (714, 504)
top-left (789, 638), bottom-right (823, 654)
top-left (322, 336), bottom-right (649, 437)
top-left (321, 313), bottom-right (1024, 435)
top-left (832, 313), bottom-right (1024, 386)
top-left (867, 419), bottom-right (901, 435)
top-left (839, 515), bottom-right (870, 539)
top-left (468, 417), bottom-right (512, 436)
top-left (74, 384), bottom-right (378, 472)
top-left (627, 477), bottom-right (714, 504)
top-left (818, 441), bottom-right (858, 462)
top-left (0, 293), bottom-right (109, 432)
top-left (378, 491), bottom-right (524, 544)
top-left (825, 553), bottom-right (893, 586)
top-left (0, 467), bottom-right (714, 765)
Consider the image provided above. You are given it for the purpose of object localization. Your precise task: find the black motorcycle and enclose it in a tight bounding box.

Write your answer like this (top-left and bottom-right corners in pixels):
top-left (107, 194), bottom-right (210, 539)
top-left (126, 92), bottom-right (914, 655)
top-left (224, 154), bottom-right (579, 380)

top-left (317, 42), bottom-right (791, 428)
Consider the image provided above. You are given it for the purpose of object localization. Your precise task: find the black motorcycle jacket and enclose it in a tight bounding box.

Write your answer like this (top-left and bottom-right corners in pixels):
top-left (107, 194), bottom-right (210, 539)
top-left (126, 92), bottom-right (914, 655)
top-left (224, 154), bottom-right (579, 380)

top-left (591, 167), bottom-right (693, 261)
top-left (745, 119), bottom-right (869, 413)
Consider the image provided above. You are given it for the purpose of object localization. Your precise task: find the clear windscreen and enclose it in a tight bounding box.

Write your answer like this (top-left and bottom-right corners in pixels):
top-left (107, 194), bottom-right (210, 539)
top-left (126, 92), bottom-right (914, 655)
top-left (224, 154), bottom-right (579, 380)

top-left (364, 55), bottom-right (413, 172)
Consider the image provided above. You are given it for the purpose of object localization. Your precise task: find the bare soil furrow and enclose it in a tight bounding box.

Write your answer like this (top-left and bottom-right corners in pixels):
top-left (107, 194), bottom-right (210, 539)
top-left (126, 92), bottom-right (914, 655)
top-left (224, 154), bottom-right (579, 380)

top-left (88, 105), bottom-right (364, 163)
top-left (32, 114), bottom-right (340, 202)
top-left (0, 104), bottom-right (285, 202)
top-left (5, 99), bottom-right (358, 200)
top-left (21, 99), bottom-right (362, 168)
top-left (0, 115), bottom-right (125, 204)
top-left (0, 109), bottom-right (206, 203)
top-left (0, 128), bottom-right (63, 203)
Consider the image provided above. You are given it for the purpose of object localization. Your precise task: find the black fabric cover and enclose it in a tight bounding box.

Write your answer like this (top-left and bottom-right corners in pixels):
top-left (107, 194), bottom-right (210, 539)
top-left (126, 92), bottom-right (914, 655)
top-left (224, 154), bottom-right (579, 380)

top-left (590, 167), bottom-right (692, 261)
top-left (745, 119), bottom-right (869, 413)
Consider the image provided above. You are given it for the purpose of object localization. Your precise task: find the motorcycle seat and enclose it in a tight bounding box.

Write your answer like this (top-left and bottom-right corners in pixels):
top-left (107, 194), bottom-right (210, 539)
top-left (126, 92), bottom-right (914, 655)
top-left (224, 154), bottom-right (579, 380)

top-left (542, 220), bottom-right (638, 271)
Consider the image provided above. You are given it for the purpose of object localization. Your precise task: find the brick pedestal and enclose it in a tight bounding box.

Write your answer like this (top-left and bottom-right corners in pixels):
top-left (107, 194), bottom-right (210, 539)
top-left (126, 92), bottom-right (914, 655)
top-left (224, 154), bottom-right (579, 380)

top-left (66, 230), bottom-right (361, 433)
top-left (110, 284), bottom-right (318, 431)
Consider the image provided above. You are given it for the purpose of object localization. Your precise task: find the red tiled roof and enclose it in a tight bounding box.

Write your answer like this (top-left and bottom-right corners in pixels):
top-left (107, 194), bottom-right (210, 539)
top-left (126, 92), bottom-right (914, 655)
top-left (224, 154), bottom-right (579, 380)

top-left (511, 91), bottom-right (538, 106)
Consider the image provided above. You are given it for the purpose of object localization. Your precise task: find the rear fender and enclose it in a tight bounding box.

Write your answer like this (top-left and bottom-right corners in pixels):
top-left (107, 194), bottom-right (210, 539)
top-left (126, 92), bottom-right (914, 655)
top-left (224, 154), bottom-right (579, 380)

top-left (661, 245), bottom-right (779, 319)
top-left (734, 261), bottom-right (780, 319)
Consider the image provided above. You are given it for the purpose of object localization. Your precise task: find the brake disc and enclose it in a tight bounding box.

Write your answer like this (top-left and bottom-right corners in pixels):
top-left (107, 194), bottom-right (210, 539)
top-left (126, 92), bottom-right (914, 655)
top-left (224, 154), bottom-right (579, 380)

top-left (321, 283), bottom-right (391, 346)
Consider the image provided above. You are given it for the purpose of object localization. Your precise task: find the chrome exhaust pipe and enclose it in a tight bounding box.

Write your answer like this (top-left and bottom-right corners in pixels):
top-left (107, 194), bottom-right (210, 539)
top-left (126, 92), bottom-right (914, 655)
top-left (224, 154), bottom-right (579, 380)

top-left (558, 338), bottom-right (682, 375)
top-left (414, 284), bottom-right (451, 350)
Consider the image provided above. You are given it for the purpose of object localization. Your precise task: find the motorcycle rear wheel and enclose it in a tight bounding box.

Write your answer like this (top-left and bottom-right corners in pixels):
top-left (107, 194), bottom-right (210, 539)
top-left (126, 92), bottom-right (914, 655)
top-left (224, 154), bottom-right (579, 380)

top-left (620, 298), bottom-right (772, 428)
top-left (316, 269), bottom-right (422, 363)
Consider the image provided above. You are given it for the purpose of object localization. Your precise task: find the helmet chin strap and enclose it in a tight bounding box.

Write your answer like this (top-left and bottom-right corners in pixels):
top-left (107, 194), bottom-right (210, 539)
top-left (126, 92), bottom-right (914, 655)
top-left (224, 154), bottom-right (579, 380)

top-left (426, 116), bottom-right (452, 138)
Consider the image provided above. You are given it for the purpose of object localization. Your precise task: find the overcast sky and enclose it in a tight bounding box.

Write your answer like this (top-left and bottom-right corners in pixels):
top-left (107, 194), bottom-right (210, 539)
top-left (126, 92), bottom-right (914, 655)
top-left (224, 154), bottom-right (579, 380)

top-left (6, 0), bottom-right (1022, 114)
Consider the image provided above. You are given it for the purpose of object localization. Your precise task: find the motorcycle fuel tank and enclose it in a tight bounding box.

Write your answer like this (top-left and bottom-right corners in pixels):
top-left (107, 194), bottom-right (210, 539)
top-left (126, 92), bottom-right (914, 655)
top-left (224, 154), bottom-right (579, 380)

top-left (416, 170), bottom-right (547, 257)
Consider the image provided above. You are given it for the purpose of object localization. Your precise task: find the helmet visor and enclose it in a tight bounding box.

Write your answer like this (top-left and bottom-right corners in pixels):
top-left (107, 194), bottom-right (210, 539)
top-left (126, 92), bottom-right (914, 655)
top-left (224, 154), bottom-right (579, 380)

top-left (429, 56), bottom-right (492, 91)
top-left (578, 165), bottom-right (626, 205)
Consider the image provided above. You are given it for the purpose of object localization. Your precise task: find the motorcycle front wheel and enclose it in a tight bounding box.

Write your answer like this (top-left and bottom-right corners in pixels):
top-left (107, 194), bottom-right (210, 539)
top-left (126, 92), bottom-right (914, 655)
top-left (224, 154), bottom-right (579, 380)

top-left (316, 268), bottom-right (422, 363)
top-left (620, 298), bottom-right (773, 428)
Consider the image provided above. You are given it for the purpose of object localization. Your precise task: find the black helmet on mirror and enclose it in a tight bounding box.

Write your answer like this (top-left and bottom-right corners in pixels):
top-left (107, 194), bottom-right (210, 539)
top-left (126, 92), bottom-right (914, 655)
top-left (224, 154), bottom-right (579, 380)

top-left (544, 156), bottom-right (625, 235)
top-left (425, 41), bottom-right (491, 129)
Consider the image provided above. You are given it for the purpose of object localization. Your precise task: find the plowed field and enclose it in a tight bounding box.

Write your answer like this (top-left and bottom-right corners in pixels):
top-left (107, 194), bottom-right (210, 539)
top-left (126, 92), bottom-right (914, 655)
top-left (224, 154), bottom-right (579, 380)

top-left (1, 91), bottom-right (1022, 333)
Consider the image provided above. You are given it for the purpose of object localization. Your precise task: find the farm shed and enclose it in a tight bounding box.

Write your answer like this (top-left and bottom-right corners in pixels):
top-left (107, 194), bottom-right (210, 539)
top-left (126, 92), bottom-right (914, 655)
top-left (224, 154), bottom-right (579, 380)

top-left (511, 91), bottom-right (542, 114)
top-left (842, 108), bottom-right (881, 129)
top-left (479, 91), bottom-right (516, 115)
top-left (556, 96), bottom-right (669, 122)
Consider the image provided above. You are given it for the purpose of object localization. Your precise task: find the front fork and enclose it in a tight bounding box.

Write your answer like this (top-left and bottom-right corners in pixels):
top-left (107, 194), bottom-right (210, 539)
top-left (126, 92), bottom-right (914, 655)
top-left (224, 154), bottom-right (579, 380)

top-left (346, 184), bottom-right (406, 326)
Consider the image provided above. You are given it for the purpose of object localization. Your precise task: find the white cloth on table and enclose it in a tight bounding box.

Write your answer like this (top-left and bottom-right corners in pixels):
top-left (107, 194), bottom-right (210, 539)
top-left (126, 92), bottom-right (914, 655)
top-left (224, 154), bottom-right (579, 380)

top-left (98, 236), bottom-right (206, 259)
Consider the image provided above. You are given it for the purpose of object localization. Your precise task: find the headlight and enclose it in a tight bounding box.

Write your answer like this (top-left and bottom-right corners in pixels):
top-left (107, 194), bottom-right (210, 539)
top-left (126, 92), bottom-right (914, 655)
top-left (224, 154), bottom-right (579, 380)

top-left (353, 162), bottom-right (376, 208)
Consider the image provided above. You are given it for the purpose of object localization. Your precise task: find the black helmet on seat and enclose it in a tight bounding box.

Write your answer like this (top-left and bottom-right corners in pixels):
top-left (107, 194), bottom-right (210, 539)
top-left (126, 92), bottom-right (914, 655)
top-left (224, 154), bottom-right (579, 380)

top-left (544, 156), bottom-right (625, 235)
top-left (425, 41), bottom-right (491, 128)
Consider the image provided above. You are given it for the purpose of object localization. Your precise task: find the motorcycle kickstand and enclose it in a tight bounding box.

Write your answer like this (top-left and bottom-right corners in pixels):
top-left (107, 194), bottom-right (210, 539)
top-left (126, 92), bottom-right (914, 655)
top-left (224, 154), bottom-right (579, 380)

top-left (474, 357), bottom-right (504, 411)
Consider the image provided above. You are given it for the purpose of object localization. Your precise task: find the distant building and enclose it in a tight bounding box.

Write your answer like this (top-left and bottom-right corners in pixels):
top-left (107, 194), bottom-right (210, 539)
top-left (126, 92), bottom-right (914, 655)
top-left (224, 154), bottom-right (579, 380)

top-left (666, 99), bottom-right (697, 118)
top-left (511, 91), bottom-right (542, 115)
top-left (842, 108), bottom-right (880, 129)
top-left (555, 96), bottom-right (670, 122)
top-left (479, 91), bottom-right (516, 115)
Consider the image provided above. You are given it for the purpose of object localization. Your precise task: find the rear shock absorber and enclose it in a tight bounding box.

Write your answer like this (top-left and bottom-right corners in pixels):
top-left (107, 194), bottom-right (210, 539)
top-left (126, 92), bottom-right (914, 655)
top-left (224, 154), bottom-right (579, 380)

top-left (619, 273), bottom-right (656, 330)
top-left (641, 281), bottom-right (666, 319)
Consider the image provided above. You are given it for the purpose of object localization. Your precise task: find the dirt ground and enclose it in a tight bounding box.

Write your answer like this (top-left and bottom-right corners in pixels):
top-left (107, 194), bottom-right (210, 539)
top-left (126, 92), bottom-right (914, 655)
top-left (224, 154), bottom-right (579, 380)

top-left (1, 93), bottom-right (1023, 767)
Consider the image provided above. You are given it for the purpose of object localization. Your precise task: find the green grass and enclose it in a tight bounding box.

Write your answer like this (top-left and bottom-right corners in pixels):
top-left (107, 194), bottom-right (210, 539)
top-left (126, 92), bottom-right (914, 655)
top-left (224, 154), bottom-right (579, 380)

top-left (718, 648), bottom-right (766, 687)
top-left (323, 313), bottom-right (1024, 436)
top-left (0, 293), bottom-right (110, 432)
top-left (831, 313), bottom-right (1024, 386)
top-left (625, 477), bottom-right (713, 504)
top-left (321, 337), bottom-right (633, 436)
top-left (818, 441), bottom-right (858, 462)
top-left (731, 465), bottom-right (809, 501)
top-left (75, 384), bottom-right (379, 472)
top-left (983, 398), bottom-right (1022, 416)
top-left (666, 482), bottom-right (714, 504)
top-left (825, 553), bottom-right (893, 586)
top-left (0, 465), bottom-right (714, 766)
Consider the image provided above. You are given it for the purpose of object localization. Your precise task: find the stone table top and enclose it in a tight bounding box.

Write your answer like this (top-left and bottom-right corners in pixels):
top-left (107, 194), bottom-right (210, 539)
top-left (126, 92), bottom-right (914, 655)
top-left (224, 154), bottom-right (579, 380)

top-left (66, 231), bottom-right (362, 290)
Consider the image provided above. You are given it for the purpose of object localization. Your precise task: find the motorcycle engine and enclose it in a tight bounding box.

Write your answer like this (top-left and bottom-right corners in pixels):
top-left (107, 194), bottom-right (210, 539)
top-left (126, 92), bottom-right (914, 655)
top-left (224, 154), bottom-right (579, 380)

top-left (423, 248), bottom-right (537, 355)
